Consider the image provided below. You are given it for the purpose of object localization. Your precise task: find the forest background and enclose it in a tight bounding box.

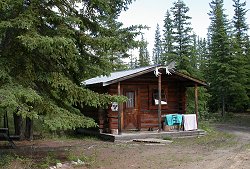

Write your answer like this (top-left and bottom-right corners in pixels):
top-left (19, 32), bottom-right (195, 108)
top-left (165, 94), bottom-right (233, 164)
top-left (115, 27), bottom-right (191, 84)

top-left (0, 0), bottom-right (249, 140)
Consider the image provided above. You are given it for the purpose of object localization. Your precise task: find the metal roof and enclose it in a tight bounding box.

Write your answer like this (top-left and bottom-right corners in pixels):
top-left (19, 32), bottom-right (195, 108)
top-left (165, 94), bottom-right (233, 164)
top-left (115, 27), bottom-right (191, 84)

top-left (83, 65), bottom-right (156, 86)
top-left (82, 65), bottom-right (207, 87)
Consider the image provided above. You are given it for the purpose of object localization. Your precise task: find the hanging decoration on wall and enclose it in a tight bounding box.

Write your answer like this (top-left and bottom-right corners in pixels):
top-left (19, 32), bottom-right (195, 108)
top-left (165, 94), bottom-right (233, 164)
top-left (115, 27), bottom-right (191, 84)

top-left (111, 102), bottom-right (118, 111)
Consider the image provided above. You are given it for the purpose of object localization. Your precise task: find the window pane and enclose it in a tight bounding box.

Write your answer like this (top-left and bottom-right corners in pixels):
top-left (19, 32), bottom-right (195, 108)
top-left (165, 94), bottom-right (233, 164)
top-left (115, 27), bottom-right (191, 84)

top-left (126, 92), bottom-right (135, 108)
top-left (153, 89), bottom-right (167, 105)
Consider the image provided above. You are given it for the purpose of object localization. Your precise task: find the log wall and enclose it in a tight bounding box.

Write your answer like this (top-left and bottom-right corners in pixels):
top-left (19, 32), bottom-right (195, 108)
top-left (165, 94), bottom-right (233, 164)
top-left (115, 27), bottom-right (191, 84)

top-left (105, 72), bottom-right (187, 131)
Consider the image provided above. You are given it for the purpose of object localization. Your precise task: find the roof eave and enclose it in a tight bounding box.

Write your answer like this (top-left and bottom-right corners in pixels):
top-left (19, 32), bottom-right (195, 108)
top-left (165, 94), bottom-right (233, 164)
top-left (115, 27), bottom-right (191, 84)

top-left (102, 67), bottom-right (156, 86)
top-left (173, 72), bottom-right (207, 86)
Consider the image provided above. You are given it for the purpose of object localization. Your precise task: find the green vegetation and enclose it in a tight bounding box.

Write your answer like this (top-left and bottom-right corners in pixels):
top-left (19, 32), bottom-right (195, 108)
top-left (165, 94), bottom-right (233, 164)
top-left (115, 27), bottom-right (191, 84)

top-left (37, 152), bottom-right (61, 169)
top-left (146, 0), bottom-right (250, 117)
top-left (196, 122), bottom-right (236, 148)
top-left (0, 0), bottom-right (249, 142)
top-left (163, 136), bottom-right (173, 141)
top-left (66, 150), bottom-right (97, 167)
top-left (0, 153), bottom-right (34, 169)
top-left (0, 154), bottom-right (16, 168)
top-left (207, 113), bottom-right (250, 127)
top-left (0, 0), bottom-right (141, 139)
top-left (0, 149), bottom-right (97, 169)
top-left (173, 121), bottom-right (236, 149)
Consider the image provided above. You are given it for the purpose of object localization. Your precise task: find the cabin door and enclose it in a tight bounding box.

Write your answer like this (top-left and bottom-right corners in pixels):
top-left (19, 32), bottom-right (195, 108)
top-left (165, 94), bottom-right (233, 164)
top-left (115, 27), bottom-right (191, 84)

top-left (124, 89), bottom-right (139, 130)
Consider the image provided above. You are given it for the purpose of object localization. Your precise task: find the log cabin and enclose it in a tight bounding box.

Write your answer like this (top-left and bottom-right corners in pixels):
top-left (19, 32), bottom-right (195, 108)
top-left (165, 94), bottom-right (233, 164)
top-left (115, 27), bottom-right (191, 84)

top-left (82, 64), bottom-right (207, 134)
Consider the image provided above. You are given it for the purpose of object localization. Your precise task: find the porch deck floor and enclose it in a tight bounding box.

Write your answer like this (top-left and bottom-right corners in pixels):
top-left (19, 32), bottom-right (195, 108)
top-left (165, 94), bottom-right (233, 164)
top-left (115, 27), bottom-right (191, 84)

top-left (100, 129), bottom-right (206, 142)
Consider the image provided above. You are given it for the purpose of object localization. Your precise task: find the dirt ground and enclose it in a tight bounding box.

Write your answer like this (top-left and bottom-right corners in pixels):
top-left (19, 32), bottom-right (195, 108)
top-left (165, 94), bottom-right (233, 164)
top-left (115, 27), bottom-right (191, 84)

top-left (1, 118), bottom-right (250, 169)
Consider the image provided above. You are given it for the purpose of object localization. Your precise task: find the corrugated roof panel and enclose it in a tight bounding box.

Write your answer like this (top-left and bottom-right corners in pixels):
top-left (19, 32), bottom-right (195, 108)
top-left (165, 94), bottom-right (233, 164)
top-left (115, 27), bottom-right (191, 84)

top-left (83, 65), bottom-right (156, 86)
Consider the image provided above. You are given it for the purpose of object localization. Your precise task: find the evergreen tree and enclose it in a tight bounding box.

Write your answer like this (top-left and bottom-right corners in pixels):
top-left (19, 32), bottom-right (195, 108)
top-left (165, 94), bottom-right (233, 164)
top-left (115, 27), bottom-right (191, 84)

top-left (152, 24), bottom-right (162, 64)
top-left (0, 0), bottom-right (139, 138)
top-left (162, 10), bottom-right (175, 64)
top-left (190, 34), bottom-right (198, 73)
top-left (197, 38), bottom-right (209, 77)
top-left (138, 35), bottom-right (150, 67)
top-left (207, 0), bottom-right (231, 115)
top-left (246, 38), bottom-right (250, 108)
top-left (170, 0), bottom-right (193, 73)
top-left (230, 0), bottom-right (249, 110)
top-left (128, 53), bottom-right (138, 69)
top-left (232, 0), bottom-right (248, 48)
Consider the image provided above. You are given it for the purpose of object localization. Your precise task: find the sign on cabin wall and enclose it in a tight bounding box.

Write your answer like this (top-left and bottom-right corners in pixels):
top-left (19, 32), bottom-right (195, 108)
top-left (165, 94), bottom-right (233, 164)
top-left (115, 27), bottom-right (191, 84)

top-left (111, 102), bottom-right (118, 111)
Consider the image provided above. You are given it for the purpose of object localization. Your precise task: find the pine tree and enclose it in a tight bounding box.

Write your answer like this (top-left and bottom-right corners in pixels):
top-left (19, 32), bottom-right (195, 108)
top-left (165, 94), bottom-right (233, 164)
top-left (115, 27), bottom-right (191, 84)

top-left (170, 0), bottom-right (193, 73)
top-left (0, 0), bottom-right (139, 138)
top-left (162, 10), bottom-right (175, 64)
top-left (207, 0), bottom-right (231, 115)
top-left (138, 35), bottom-right (150, 67)
top-left (152, 24), bottom-right (162, 64)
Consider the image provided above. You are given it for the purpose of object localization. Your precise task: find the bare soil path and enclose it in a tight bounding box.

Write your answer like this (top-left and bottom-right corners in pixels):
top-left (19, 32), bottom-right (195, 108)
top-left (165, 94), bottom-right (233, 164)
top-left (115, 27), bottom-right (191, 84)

top-left (178, 124), bottom-right (250, 169)
top-left (1, 116), bottom-right (250, 169)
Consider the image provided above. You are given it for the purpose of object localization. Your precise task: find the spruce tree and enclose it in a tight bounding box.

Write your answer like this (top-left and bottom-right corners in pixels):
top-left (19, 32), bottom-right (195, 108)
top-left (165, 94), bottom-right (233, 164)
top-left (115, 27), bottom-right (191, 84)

top-left (207, 0), bottom-right (231, 115)
top-left (190, 34), bottom-right (199, 73)
top-left (162, 10), bottom-right (175, 64)
top-left (229, 0), bottom-right (249, 111)
top-left (170, 0), bottom-right (193, 73)
top-left (246, 38), bottom-right (250, 108)
top-left (232, 0), bottom-right (248, 48)
top-left (0, 0), bottom-right (139, 138)
top-left (197, 38), bottom-right (209, 77)
top-left (138, 35), bottom-right (150, 67)
top-left (152, 24), bottom-right (162, 65)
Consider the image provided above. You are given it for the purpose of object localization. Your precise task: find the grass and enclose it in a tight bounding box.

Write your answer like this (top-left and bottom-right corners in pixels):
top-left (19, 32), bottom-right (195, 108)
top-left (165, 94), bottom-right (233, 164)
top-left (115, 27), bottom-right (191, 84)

top-left (163, 136), bottom-right (173, 141)
top-left (0, 149), bottom-right (97, 169)
top-left (243, 143), bottom-right (250, 150)
top-left (0, 153), bottom-right (34, 169)
top-left (35, 151), bottom-right (62, 169)
top-left (66, 150), bottom-right (97, 167)
top-left (208, 112), bottom-right (250, 127)
top-left (172, 120), bottom-right (237, 150)
top-left (0, 153), bottom-right (16, 168)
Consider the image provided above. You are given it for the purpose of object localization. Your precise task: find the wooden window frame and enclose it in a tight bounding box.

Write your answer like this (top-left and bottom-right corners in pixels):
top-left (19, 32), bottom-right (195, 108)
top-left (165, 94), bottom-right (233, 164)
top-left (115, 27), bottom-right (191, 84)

top-left (152, 89), bottom-right (167, 105)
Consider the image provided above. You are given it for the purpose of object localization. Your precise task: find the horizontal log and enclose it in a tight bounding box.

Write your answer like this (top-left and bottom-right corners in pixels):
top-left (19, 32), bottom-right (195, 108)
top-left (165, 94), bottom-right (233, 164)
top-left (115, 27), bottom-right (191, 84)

top-left (140, 124), bottom-right (159, 127)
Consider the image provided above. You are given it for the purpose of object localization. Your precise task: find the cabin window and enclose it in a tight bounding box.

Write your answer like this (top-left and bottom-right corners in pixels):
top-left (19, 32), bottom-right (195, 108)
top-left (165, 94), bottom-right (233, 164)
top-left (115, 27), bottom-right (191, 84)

top-left (125, 91), bottom-right (135, 108)
top-left (152, 89), bottom-right (167, 105)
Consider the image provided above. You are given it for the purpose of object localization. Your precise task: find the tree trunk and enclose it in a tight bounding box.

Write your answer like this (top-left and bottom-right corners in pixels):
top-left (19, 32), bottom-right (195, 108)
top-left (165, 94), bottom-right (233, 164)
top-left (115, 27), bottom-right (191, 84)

top-left (13, 113), bottom-right (22, 135)
top-left (25, 117), bottom-right (33, 141)
top-left (13, 113), bottom-right (25, 140)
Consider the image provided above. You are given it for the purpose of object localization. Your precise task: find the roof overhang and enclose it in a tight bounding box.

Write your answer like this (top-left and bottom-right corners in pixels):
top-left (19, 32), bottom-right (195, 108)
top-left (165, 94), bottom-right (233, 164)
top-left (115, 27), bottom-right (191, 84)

top-left (83, 65), bottom-right (207, 87)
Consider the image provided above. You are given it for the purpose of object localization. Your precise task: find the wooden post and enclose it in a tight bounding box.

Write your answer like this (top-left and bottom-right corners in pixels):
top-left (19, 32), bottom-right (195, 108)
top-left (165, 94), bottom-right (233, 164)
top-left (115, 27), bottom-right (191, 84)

top-left (194, 83), bottom-right (198, 127)
top-left (158, 73), bottom-right (162, 132)
top-left (118, 82), bottom-right (122, 135)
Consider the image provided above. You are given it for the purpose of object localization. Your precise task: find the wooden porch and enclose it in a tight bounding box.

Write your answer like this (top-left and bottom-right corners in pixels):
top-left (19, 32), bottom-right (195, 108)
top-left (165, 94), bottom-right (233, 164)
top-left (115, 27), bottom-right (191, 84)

top-left (77, 128), bottom-right (206, 142)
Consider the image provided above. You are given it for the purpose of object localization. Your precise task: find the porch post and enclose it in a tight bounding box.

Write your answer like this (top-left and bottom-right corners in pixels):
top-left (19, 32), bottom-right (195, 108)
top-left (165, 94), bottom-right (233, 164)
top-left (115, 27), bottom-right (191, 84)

top-left (158, 73), bottom-right (162, 132)
top-left (194, 83), bottom-right (198, 127)
top-left (118, 82), bottom-right (122, 135)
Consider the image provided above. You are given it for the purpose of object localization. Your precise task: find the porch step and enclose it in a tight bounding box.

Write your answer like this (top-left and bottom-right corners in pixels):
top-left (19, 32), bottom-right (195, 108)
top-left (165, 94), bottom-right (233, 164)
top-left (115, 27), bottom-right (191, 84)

top-left (101, 129), bottom-right (206, 142)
